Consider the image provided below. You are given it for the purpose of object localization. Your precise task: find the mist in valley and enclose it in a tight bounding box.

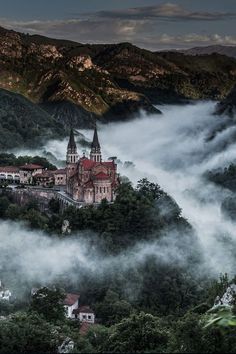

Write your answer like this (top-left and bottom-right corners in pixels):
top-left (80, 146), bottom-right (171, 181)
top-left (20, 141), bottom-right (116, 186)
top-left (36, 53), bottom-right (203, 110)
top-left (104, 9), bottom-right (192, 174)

top-left (2, 101), bottom-right (236, 294)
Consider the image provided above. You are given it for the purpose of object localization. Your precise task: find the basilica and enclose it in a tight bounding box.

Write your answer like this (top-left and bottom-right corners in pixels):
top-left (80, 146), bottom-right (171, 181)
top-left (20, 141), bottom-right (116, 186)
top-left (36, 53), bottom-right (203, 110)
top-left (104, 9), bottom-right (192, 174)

top-left (66, 126), bottom-right (119, 204)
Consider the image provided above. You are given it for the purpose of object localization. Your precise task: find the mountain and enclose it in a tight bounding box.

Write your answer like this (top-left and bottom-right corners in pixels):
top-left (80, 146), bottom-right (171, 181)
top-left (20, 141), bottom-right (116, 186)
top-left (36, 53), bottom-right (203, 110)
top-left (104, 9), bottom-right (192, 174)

top-left (215, 84), bottom-right (236, 117)
top-left (1, 26), bottom-right (236, 132)
top-left (181, 45), bottom-right (236, 59)
top-left (0, 88), bottom-right (64, 149)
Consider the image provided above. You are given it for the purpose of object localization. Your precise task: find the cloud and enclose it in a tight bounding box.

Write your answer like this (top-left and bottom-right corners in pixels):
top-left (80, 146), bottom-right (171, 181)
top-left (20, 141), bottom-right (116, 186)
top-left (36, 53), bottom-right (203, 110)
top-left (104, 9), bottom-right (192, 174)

top-left (0, 3), bottom-right (236, 50)
top-left (95, 3), bottom-right (236, 22)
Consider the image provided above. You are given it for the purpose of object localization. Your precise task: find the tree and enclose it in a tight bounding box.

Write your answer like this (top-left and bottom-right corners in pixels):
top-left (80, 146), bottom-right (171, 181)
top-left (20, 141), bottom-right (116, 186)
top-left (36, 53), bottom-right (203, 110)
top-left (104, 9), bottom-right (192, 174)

top-left (103, 312), bottom-right (169, 353)
top-left (0, 312), bottom-right (59, 353)
top-left (0, 196), bottom-right (10, 217)
top-left (30, 287), bottom-right (66, 323)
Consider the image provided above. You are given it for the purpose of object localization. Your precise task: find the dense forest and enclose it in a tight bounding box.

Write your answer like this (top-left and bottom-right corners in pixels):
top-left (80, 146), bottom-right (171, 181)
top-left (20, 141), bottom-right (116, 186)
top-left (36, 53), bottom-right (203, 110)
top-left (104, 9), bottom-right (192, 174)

top-left (0, 177), bottom-right (236, 352)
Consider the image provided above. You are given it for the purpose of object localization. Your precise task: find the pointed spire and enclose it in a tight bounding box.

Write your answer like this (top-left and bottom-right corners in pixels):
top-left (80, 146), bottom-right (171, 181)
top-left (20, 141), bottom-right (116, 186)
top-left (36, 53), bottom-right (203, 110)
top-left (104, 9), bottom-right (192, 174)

top-left (91, 124), bottom-right (100, 149)
top-left (67, 128), bottom-right (76, 149)
top-left (90, 123), bottom-right (102, 162)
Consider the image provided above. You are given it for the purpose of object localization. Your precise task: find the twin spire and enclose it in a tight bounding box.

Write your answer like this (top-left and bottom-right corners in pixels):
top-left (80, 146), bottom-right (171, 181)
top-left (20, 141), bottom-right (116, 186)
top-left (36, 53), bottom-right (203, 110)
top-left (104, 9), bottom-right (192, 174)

top-left (67, 124), bottom-right (102, 163)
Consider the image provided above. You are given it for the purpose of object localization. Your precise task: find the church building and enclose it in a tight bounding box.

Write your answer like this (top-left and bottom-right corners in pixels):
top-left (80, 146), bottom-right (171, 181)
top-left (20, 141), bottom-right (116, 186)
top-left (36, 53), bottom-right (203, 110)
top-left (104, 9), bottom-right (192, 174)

top-left (66, 126), bottom-right (119, 204)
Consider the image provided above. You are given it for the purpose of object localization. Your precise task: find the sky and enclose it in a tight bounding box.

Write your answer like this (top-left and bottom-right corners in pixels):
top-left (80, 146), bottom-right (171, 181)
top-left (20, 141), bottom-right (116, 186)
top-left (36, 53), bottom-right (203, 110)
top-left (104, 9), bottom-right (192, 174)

top-left (0, 0), bottom-right (236, 50)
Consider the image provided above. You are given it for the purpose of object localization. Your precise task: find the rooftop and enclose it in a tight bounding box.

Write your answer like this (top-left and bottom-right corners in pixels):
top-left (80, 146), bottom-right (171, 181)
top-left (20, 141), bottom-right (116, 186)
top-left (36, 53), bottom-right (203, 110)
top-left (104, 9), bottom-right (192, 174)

top-left (20, 164), bottom-right (43, 170)
top-left (63, 293), bottom-right (80, 306)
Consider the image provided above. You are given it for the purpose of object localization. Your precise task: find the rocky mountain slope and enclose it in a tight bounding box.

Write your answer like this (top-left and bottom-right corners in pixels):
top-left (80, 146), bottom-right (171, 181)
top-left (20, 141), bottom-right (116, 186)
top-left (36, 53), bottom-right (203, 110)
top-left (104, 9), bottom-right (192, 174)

top-left (1, 26), bottom-right (236, 138)
top-left (215, 84), bottom-right (236, 117)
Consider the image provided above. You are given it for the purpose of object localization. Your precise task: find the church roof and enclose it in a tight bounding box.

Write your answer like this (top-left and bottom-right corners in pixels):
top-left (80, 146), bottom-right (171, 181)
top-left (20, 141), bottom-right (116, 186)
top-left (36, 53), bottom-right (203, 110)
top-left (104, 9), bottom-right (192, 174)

top-left (67, 128), bottom-right (77, 149)
top-left (80, 158), bottom-right (116, 171)
top-left (91, 125), bottom-right (100, 149)
top-left (94, 172), bottom-right (110, 180)
top-left (80, 158), bottom-right (95, 170)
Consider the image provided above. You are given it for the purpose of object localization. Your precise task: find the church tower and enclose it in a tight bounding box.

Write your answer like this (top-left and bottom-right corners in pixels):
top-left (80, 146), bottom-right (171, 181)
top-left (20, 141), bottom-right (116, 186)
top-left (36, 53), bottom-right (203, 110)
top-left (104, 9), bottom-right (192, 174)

top-left (90, 125), bottom-right (102, 162)
top-left (66, 128), bottom-right (78, 177)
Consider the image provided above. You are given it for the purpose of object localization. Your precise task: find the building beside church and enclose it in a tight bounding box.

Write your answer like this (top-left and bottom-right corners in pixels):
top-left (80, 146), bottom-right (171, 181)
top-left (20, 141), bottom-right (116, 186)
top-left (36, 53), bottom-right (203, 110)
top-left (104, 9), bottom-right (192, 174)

top-left (66, 126), bottom-right (119, 204)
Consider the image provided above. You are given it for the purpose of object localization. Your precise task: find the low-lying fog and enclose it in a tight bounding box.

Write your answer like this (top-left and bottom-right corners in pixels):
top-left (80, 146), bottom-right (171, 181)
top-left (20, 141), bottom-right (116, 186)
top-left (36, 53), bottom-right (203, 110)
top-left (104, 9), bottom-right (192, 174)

top-left (3, 101), bottom-right (236, 288)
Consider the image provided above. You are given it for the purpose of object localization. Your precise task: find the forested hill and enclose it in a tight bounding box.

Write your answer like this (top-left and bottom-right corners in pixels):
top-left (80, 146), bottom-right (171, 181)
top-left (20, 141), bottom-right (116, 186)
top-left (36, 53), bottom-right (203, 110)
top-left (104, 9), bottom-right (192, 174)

top-left (1, 25), bottom-right (236, 131)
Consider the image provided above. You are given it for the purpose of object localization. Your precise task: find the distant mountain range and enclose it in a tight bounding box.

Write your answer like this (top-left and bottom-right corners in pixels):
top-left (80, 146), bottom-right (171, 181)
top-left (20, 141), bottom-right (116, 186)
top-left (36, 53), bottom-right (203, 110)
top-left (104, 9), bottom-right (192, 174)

top-left (1, 26), bottom-right (236, 148)
top-left (181, 45), bottom-right (236, 59)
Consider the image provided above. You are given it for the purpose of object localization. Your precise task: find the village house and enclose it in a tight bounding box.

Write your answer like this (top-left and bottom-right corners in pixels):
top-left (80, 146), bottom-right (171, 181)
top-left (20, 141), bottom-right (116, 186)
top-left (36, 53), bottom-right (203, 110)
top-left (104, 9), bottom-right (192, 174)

top-left (0, 280), bottom-right (12, 301)
top-left (63, 293), bottom-right (80, 318)
top-left (0, 166), bottom-right (20, 184)
top-left (34, 170), bottom-right (55, 187)
top-left (53, 168), bottom-right (66, 186)
top-left (72, 306), bottom-right (95, 323)
top-left (19, 164), bottom-right (44, 184)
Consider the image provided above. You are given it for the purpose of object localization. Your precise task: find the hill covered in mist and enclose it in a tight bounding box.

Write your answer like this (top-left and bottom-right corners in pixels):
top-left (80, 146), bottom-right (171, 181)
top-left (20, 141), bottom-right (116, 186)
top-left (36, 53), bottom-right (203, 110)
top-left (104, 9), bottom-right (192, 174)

top-left (1, 25), bottom-right (236, 147)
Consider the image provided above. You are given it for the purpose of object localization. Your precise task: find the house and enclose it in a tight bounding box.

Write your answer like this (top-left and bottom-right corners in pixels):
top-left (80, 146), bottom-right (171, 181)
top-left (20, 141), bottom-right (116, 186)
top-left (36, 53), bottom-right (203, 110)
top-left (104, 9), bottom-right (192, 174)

top-left (53, 168), bottom-right (66, 186)
top-left (72, 306), bottom-right (95, 323)
top-left (0, 280), bottom-right (12, 301)
top-left (0, 166), bottom-right (20, 184)
top-left (63, 293), bottom-right (80, 318)
top-left (34, 170), bottom-right (55, 187)
top-left (19, 164), bottom-right (44, 184)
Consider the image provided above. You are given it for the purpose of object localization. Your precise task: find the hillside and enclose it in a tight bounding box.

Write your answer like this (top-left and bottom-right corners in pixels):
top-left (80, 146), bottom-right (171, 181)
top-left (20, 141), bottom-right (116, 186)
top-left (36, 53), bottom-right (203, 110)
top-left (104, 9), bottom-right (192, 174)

top-left (0, 26), bottom-right (236, 129)
top-left (215, 84), bottom-right (236, 117)
top-left (0, 88), bottom-right (64, 149)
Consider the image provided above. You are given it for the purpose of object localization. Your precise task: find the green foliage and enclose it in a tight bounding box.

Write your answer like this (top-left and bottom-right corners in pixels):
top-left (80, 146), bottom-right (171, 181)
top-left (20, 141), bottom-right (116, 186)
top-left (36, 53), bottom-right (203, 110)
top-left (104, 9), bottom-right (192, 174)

top-left (103, 312), bottom-right (169, 353)
top-left (94, 290), bottom-right (133, 326)
top-left (0, 196), bottom-right (10, 217)
top-left (207, 164), bottom-right (236, 192)
top-left (0, 152), bottom-right (57, 170)
top-left (0, 312), bottom-right (57, 353)
top-left (30, 287), bottom-right (66, 323)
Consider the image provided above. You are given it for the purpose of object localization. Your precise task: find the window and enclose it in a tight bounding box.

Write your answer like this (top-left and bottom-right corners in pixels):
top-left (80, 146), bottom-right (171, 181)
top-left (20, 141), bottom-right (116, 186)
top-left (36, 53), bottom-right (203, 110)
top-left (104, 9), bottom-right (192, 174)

top-left (104, 187), bottom-right (106, 193)
top-left (83, 315), bottom-right (86, 319)
top-left (100, 187), bottom-right (102, 193)
top-left (88, 315), bottom-right (91, 319)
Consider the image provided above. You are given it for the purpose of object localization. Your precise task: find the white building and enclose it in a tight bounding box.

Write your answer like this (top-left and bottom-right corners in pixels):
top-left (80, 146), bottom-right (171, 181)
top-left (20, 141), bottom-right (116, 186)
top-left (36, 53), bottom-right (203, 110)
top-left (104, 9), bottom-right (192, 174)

top-left (0, 166), bottom-right (20, 184)
top-left (0, 280), bottom-right (12, 301)
top-left (72, 306), bottom-right (95, 323)
top-left (63, 293), bottom-right (80, 318)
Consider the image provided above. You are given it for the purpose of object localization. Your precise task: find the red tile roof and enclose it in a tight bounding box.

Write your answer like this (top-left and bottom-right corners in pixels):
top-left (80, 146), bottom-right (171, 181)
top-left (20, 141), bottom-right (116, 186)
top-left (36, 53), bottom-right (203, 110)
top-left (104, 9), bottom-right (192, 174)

top-left (20, 164), bottom-right (43, 170)
top-left (80, 158), bottom-right (95, 170)
top-left (78, 306), bottom-right (94, 314)
top-left (0, 166), bottom-right (20, 173)
top-left (63, 293), bottom-right (80, 306)
top-left (53, 169), bottom-right (66, 175)
top-left (94, 172), bottom-right (109, 180)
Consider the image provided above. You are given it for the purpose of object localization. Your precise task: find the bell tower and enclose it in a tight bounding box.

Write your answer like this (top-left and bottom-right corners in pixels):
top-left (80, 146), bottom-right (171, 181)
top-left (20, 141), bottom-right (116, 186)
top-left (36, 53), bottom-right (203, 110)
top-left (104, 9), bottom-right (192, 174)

top-left (90, 125), bottom-right (102, 162)
top-left (66, 128), bottom-right (78, 177)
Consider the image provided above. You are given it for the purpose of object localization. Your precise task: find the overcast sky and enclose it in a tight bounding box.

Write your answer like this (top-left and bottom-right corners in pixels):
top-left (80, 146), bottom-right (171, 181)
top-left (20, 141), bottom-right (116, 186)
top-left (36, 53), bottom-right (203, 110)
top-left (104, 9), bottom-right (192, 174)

top-left (0, 0), bottom-right (236, 50)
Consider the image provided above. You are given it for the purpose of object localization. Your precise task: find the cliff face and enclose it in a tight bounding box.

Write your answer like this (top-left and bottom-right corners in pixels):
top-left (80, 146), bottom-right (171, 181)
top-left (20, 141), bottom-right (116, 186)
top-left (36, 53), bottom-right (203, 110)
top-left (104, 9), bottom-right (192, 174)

top-left (1, 26), bottom-right (236, 130)
top-left (215, 85), bottom-right (236, 117)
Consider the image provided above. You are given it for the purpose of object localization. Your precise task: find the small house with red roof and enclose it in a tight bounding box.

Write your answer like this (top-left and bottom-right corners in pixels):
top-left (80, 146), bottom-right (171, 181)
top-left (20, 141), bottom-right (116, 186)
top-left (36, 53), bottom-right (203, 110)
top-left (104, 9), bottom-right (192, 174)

top-left (63, 293), bottom-right (80, 318)
top-left (66, 126), bottom-right (119, 203)
top-left (73, 306), bottom-right (95, 323)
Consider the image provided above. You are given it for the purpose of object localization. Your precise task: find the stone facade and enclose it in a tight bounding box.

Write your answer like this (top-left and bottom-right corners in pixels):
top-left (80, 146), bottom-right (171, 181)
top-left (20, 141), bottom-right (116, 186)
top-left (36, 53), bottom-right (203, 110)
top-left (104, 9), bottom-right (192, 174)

top-left (66, 127), bottom-right (119, 204)
top-left (19, 164), bottom-right (43, 184)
